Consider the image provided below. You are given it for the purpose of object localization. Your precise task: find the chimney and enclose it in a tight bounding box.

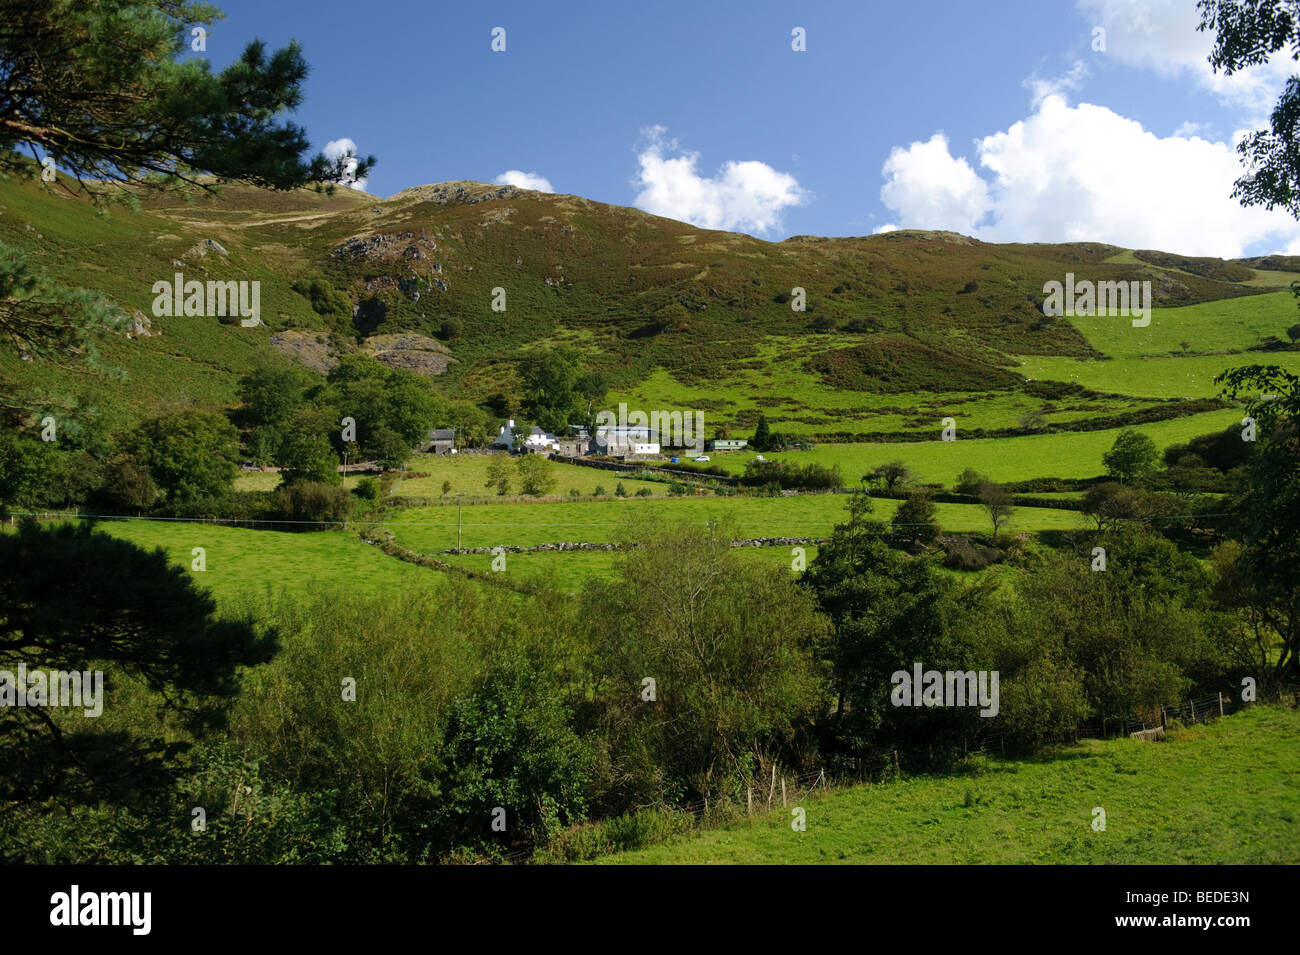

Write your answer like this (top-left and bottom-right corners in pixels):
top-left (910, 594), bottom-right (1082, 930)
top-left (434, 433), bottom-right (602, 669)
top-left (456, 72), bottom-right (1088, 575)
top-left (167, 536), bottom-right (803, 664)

top-left (508, 418), bottom-right (515, 428)
top-left (499, 425), bottom-right (505, 434)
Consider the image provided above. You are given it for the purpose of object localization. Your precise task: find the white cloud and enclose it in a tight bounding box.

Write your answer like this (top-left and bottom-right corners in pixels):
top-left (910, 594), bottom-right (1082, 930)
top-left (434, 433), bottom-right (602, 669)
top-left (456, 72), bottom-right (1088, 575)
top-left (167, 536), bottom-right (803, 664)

top-left (877, 95), bottom-right (1300, 257)
top-left (322, 137), bottom-right (368, 191)
top-left (1026, 59), bottom-right (1089, 108)
top-left (493, 169), bottom-right (555, 192)
top-left (1078, 0), bottom-right (1292, 113)
top-left (879, 133), bottom-right (991, 235)
top-left (631, 125), bottom-right (808, 235)
top-left (872, 223), bottom-right (899, 234)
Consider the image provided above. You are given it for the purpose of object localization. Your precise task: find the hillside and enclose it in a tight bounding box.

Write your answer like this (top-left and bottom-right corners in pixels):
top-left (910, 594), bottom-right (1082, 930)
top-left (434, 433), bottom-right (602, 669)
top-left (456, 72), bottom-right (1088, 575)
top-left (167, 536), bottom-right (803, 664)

top-left (5, 155), bottom-right (1300, 443)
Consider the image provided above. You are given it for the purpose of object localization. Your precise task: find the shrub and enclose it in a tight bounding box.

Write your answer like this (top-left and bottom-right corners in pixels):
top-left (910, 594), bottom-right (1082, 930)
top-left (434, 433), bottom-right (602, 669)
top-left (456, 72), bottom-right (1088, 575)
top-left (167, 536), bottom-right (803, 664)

top-left (270, 481), bottom-right (353, 527)
top-left (353, 477), bottom-right (381, 502)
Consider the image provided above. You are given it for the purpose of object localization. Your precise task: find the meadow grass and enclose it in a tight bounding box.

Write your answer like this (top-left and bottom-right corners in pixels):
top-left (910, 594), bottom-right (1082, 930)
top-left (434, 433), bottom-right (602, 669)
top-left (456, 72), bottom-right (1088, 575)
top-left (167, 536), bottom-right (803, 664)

top-left (386, 494), bottom-right (1087, 555)
top-left (1016, 351), bottom-right (1300, 399)
top-left (597, 704), bottom-right (1300, 864)
top-left (709, 408), bottom-right (1243, 485)
top-left (88, 519), bottom-right (434, 607)
top-left (1066, 290), bottom-right (1296, 359)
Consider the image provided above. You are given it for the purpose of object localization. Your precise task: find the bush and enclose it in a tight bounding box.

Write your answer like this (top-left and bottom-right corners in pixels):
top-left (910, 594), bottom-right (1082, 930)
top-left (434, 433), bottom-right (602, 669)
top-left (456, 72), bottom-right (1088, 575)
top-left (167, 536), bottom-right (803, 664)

top-left (635, 488), bottom-right (653, 497)
top-left (592, 485), bottom-right (607, 497)
top-left (353, 477), bottom-right (381, 502)
top-left (615, 482), bottom-right (628, 498)
top-left (270, 481), bottom-right (353, 527)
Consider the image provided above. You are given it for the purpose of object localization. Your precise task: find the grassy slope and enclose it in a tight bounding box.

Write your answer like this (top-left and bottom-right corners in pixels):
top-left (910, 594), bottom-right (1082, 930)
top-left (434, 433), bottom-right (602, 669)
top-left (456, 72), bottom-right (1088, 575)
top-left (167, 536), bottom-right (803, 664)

top-left (1017, 290), bottom-right (1300, 398)
top-left (711, 408), bottom-right (1241, 484)
top-left (600, 705), bottom-right (1300, 864)
top-left (2, 164), bottom-right (1282, 443)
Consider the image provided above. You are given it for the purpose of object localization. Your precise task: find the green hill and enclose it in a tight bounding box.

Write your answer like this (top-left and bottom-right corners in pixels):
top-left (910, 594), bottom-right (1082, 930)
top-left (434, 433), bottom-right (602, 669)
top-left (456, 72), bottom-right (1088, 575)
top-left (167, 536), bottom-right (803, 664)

top-left (5, 155), bottom-right (1298, 443)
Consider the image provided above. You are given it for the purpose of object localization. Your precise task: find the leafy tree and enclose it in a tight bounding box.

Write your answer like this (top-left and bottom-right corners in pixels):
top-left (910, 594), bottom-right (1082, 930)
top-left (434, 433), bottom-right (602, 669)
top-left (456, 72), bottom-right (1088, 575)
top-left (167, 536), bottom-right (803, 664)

top-left (130, 410), bottom-right (240, 506)
top-left (803, 491), bottom-right (975, 771)
top-left (441, 479), bottom-right (452, 499)
top-left (92, 453), bottom-right (159, 513)
top-left (953, 467), bottom-right (988, 496)
top-left (355, 477), bottom-right (381, 502)
top-left (1199, 1), bottom-right (1300, 217)
top-left (485, 457), bottom-right (512, 496)
top-left (0, 521), bottom-right (276, 799)
top-left (0, 243), bottom-right (124, 415)
top-left (583, 520), bottom-right (826, 803)
top-left (0, 0), bottom-right (373, 197)
top-left (368, 427), bottom-right (410, 472)
top-left (574, 370), bottom-right (609, 431)
top-left (977, 480), bottom-right (1015, 537)
top-left (866, 460), bottom-right (910, 490)
top-left (0, 429), bottom-right (53, 508)
top-left (518, 348), bottom-right (581, 434)
top-left (1216, 364), bottom-right (1300, 682)
top-left (516, 454), bottom-right (557, 496)
top-left (275, 409), bottom-right (340, 486)
top-left (1289, 322), bottom-right (1300, 343)
top-left (891, 492), bottom-right (941, 549)
top-left (237, 364), bottom-right (306, 428)
top-left (615, 481), bottom-right (628, 498)
top-left (1081, 481), bottom-right (1144, 531)
top-left (1103, 428), bottom-right (1158, 484)
top-left (751, 414), bottom-right (772, 452)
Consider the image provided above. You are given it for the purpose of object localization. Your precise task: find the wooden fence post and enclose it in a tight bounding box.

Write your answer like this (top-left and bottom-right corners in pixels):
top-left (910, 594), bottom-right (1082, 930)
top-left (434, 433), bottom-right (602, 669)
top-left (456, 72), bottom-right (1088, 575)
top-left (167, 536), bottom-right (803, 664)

top-left (1219, 693), bottom-right (1224, 718)
top-left (747, 788), bottom-right (752, 814)
top-left (768, 765), bottom-right (776, 809)
top-left (781, 777), bottom-right (787, 808)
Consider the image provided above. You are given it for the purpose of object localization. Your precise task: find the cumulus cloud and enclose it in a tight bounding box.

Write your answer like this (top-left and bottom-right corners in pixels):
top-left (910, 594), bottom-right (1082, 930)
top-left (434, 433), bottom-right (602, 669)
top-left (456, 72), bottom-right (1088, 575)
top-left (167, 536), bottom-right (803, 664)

top-left (1078, 0), bottom-right (1291, 113)
top-left (880, 134), bottom-right (992, 235)
top-left (322, 137), bottom-right (368, 191)
top-left (493, 169), bottom-right (555, 192)
top-left (631, 126), bottom-right (808, 235)
top-left (876, 95), bottom-right (1300, 257)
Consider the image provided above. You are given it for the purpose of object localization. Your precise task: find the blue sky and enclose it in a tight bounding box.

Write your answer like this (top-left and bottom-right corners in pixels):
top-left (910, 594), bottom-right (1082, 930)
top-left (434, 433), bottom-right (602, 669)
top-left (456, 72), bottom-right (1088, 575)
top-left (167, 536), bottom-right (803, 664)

top-left (203, 0), bottom-right (1300, 257)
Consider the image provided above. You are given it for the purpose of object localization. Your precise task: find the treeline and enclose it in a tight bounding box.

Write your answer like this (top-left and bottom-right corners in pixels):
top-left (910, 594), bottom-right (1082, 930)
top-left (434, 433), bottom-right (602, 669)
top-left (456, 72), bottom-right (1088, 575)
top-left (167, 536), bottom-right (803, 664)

top-left (0, 355), bottom-right (490, 525)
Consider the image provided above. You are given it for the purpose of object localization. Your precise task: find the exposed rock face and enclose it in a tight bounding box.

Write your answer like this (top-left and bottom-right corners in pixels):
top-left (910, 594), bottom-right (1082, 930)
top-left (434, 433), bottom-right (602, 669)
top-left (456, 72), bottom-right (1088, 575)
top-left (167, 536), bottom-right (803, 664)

top-left (387, 181), bottom-right (520, 206)
top-left (184, 237), bottom-right (229, 258)
top-left (124, 309), bottom-right (157, 339)
top-left (268, 330), bottom-right (457, 378)
top-left (363, 333), bottom-right (457, 377)
top-left (332, 230), bottom-right (436, 263)
top-left (269, 330), bottom-right (336, 373)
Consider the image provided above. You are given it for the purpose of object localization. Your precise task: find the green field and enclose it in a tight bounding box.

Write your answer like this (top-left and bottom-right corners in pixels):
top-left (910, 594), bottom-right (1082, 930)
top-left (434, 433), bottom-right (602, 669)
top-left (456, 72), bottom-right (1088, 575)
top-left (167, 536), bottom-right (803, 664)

top-left (600, 704), bottom-right (1300, 865)
top-left (711, 408), bottom-right (1242, 484)
top-left (91, 520), bottom-right (434, 606)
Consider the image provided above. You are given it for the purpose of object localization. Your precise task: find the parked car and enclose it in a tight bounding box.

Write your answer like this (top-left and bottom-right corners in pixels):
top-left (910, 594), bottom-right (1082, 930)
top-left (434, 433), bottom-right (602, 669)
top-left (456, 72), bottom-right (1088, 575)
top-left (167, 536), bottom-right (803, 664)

top-left (240, 461), bottom-right (261, 471)
top-left (693, 455), bottom-right (710, 462)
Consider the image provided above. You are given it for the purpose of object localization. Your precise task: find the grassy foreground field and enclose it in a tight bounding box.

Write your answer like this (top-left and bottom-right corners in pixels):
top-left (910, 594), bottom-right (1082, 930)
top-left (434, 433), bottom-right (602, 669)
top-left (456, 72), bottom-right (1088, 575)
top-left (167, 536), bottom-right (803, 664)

top-left (599, 705), bottom-right (1300, 865)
